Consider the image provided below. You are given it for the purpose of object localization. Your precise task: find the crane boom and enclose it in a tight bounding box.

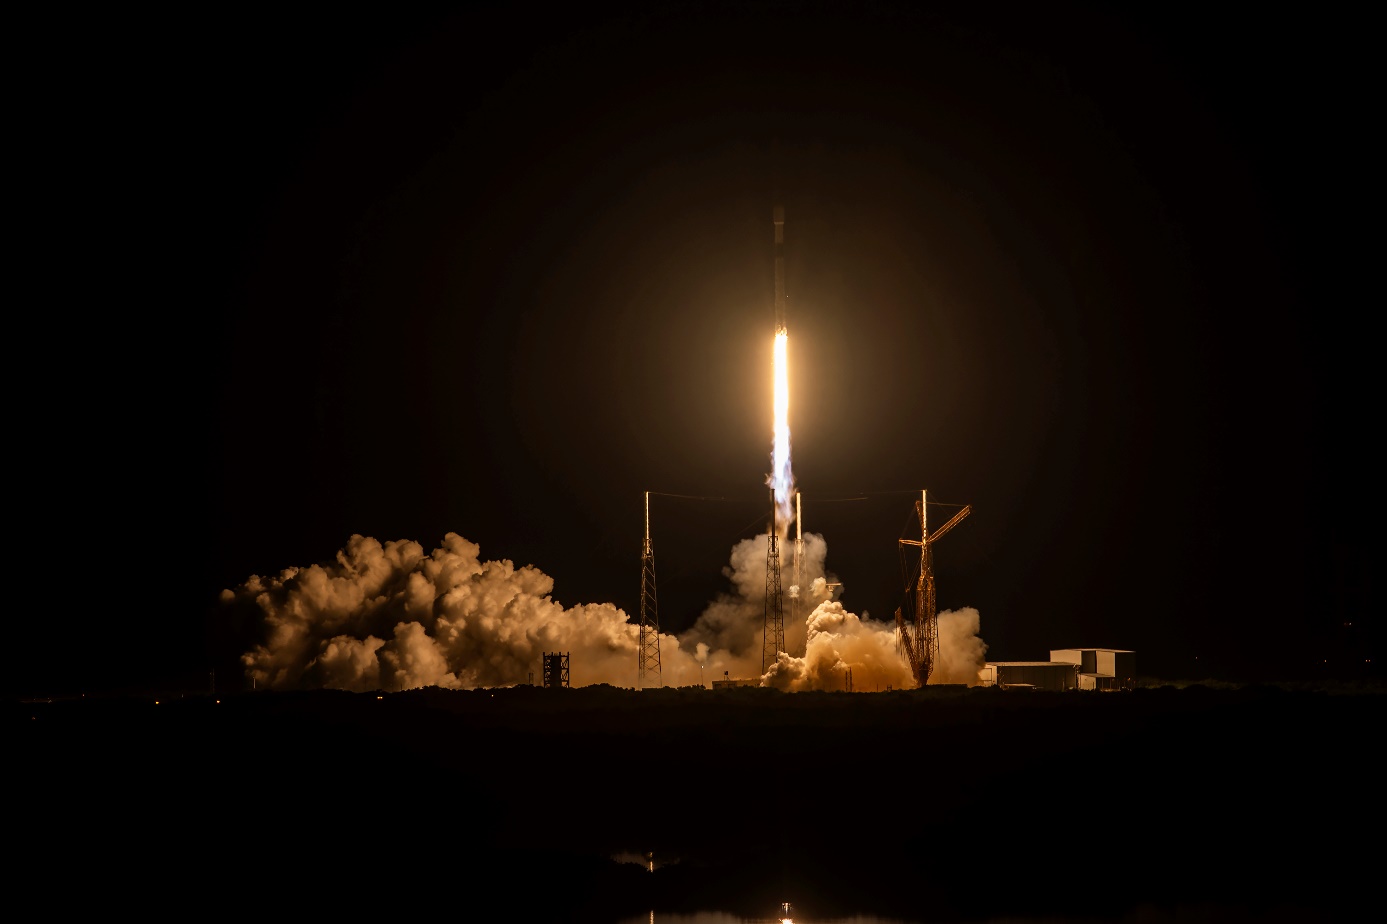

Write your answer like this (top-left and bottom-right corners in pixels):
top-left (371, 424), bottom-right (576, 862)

top-left (900, 505), bottom-right (972, 548)
top-left (929, 504), bottom-right (970, 544)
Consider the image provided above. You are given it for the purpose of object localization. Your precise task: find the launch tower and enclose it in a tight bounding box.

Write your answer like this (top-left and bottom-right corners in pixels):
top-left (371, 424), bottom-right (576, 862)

top-left (764, 487), bottom-right (785, 673)
top-left (896, 490), bottom-right (972, 686)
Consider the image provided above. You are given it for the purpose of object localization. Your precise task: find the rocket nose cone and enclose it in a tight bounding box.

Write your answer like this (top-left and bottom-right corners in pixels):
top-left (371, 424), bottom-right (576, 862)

top-left (773, 205), bottom-right (784, 223)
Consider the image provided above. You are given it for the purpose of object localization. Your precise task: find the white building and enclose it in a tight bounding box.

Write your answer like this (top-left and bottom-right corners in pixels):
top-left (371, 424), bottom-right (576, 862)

top-left (1050, 649), bottom-right (1136, 691)
top-left (978, 649), bottom-right (1136, 691)
top-left (977, 661), bottom-right (1078, 691)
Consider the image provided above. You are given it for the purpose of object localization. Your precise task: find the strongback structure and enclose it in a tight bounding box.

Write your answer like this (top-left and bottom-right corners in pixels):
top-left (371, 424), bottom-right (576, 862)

top-left (764, 487), bottom-right (784, 674)
top-left (638, 491), bottom-right (662, 689)
top-left (896, 490), bottom-right (972, 687)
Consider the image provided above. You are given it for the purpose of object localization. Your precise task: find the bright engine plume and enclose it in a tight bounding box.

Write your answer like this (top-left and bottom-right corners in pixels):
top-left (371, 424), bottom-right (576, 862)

top-left (769, 204), bottom-right (794, 533)
top-left (771, 328), bottom-right (793, 531)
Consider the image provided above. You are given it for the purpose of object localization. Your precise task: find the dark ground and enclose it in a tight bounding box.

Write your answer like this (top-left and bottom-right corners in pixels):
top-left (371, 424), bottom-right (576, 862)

top-left (14, 683), bottom-right (1382, 922)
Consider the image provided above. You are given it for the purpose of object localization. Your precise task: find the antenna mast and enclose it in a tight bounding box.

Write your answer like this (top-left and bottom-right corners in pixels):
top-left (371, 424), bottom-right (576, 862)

top-left (638, 491), bottom-right (662, 689)
top-left (792, 491), bottom-right (803, 631)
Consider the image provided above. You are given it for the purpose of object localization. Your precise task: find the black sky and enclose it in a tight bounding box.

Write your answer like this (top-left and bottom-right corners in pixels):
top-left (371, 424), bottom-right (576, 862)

top-left (18, 2), bottom-right (1375, 696)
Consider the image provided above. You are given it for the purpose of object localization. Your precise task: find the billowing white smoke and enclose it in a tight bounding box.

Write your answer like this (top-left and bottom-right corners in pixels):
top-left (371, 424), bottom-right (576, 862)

top-left (224, 530), bottom-right (987, 692)
top-left (934, 606), bottom-right (989, 685)
top-left (671, 531), bottom-right (832, 683)
top-left (226, 533), bottom-right (673, 691)
top-left (762, 603), bottom-right (987, 691)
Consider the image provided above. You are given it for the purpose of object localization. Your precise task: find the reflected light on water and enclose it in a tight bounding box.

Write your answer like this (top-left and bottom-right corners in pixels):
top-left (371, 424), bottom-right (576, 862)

top-left (620, 914), bottom-right (1264, 924)
top-left (618, 910), bottom-right (920, 915)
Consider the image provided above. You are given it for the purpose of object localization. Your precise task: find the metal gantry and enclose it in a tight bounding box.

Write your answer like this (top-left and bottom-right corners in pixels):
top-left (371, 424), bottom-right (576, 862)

top-left (542, 651), bottom-right (571, 688)
top-left (895, 489), bottom-right (971, 687)
top-left (763, 487), bottom-right (785, 674)
top-left (638, 491), bottom-right (662, 689)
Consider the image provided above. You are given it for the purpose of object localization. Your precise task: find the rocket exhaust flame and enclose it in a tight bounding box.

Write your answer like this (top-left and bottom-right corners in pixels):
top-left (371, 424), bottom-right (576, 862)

top-left (219, 208), bottom-right (989, 693)
top-left (769, 205), bottom-right (794, 535)
top-left (771, 329), bottom-right (794, 534)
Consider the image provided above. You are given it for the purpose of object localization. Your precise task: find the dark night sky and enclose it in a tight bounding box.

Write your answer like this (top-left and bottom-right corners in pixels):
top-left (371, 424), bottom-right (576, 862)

top-left (17, 3), bottom-right (1375, 695)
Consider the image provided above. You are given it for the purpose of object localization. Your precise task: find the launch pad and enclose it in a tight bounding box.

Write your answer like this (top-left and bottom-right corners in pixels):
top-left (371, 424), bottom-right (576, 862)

top-left (636, 206), bottom-right (971, 690)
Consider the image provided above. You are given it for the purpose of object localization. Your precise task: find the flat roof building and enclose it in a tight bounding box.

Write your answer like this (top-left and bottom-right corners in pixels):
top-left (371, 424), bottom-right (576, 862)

top-left (979, 661), bottom-right (1078, 691)
top-left (1050, 649), bottom-right (1136, 691)
top-left (980, 649), bottom-right (1136, 691)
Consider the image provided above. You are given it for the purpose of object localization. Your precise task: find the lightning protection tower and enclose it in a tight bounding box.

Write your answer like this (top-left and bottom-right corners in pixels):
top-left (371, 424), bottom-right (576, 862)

top-left (763, 487), bottom-right (785, 674)
top-left (895, 490), bottom-right (972, 687)
top-left (638, 491), bottom-right (661, 689)
top-left (792, 491), bottom-right (803, 628)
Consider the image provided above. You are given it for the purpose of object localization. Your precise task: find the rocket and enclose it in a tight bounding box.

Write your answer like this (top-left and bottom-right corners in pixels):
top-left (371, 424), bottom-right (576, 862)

top-left (773, 205), bottom-right (787, 333)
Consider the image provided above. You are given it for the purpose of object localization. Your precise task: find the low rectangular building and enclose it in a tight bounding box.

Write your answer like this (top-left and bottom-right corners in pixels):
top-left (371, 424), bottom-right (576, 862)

top-left (979, 661), bottom-right (1078, 691)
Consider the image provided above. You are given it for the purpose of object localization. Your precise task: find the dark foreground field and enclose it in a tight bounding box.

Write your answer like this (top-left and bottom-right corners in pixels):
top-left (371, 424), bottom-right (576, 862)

top-left (13, 683), bottom-right (1383, 922)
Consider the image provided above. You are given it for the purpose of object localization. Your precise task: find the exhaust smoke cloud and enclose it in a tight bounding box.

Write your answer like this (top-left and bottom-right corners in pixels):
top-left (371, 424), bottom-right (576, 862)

top-left (222, 530), bottom-right (987, 692)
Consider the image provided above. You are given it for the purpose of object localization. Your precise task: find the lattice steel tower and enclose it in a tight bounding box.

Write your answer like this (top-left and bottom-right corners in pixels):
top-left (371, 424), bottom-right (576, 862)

top-left (763, 487), bottom-right (785, 673)
top-left (638, 491), bottom-right (661, 689)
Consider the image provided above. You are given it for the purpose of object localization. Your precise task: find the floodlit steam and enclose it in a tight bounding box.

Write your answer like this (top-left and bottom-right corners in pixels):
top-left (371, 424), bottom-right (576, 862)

top-left (222, 531), bottom-right (988, 692)
top-left (222, 534), bottom-right (672, 691)
top-left (770, 329), bottom-right (794, 533)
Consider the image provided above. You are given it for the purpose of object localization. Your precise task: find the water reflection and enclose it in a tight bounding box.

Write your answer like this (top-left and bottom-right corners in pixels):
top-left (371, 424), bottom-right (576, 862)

top-left (619, 911), bottom-right (1273, 924)
top-left (615, 910), bottom-right (920, 915)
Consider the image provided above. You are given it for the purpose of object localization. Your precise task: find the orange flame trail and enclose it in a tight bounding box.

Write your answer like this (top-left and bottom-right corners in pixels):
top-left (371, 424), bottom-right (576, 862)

top-left (771, 329), bottom-right (794, 533)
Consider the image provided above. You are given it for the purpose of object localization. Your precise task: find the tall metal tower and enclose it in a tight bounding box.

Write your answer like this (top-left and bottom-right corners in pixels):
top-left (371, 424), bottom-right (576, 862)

top-left (896, 489), bottom-right (972, 687)
top-left (638, 491), bottom-right (662, 689)
top-left (792, 491), bottom-right (803, 630)
top-left (763, 487), bottom-right (785, 674)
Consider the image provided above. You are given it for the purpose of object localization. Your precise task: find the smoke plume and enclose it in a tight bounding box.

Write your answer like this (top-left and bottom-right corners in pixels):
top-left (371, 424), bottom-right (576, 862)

top-left (222, 531), bottom-right (987, 692)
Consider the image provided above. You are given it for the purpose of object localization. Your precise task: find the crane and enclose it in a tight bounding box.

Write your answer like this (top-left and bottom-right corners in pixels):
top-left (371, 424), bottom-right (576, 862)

top-left (895, 490), bottom-right (971, 687)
